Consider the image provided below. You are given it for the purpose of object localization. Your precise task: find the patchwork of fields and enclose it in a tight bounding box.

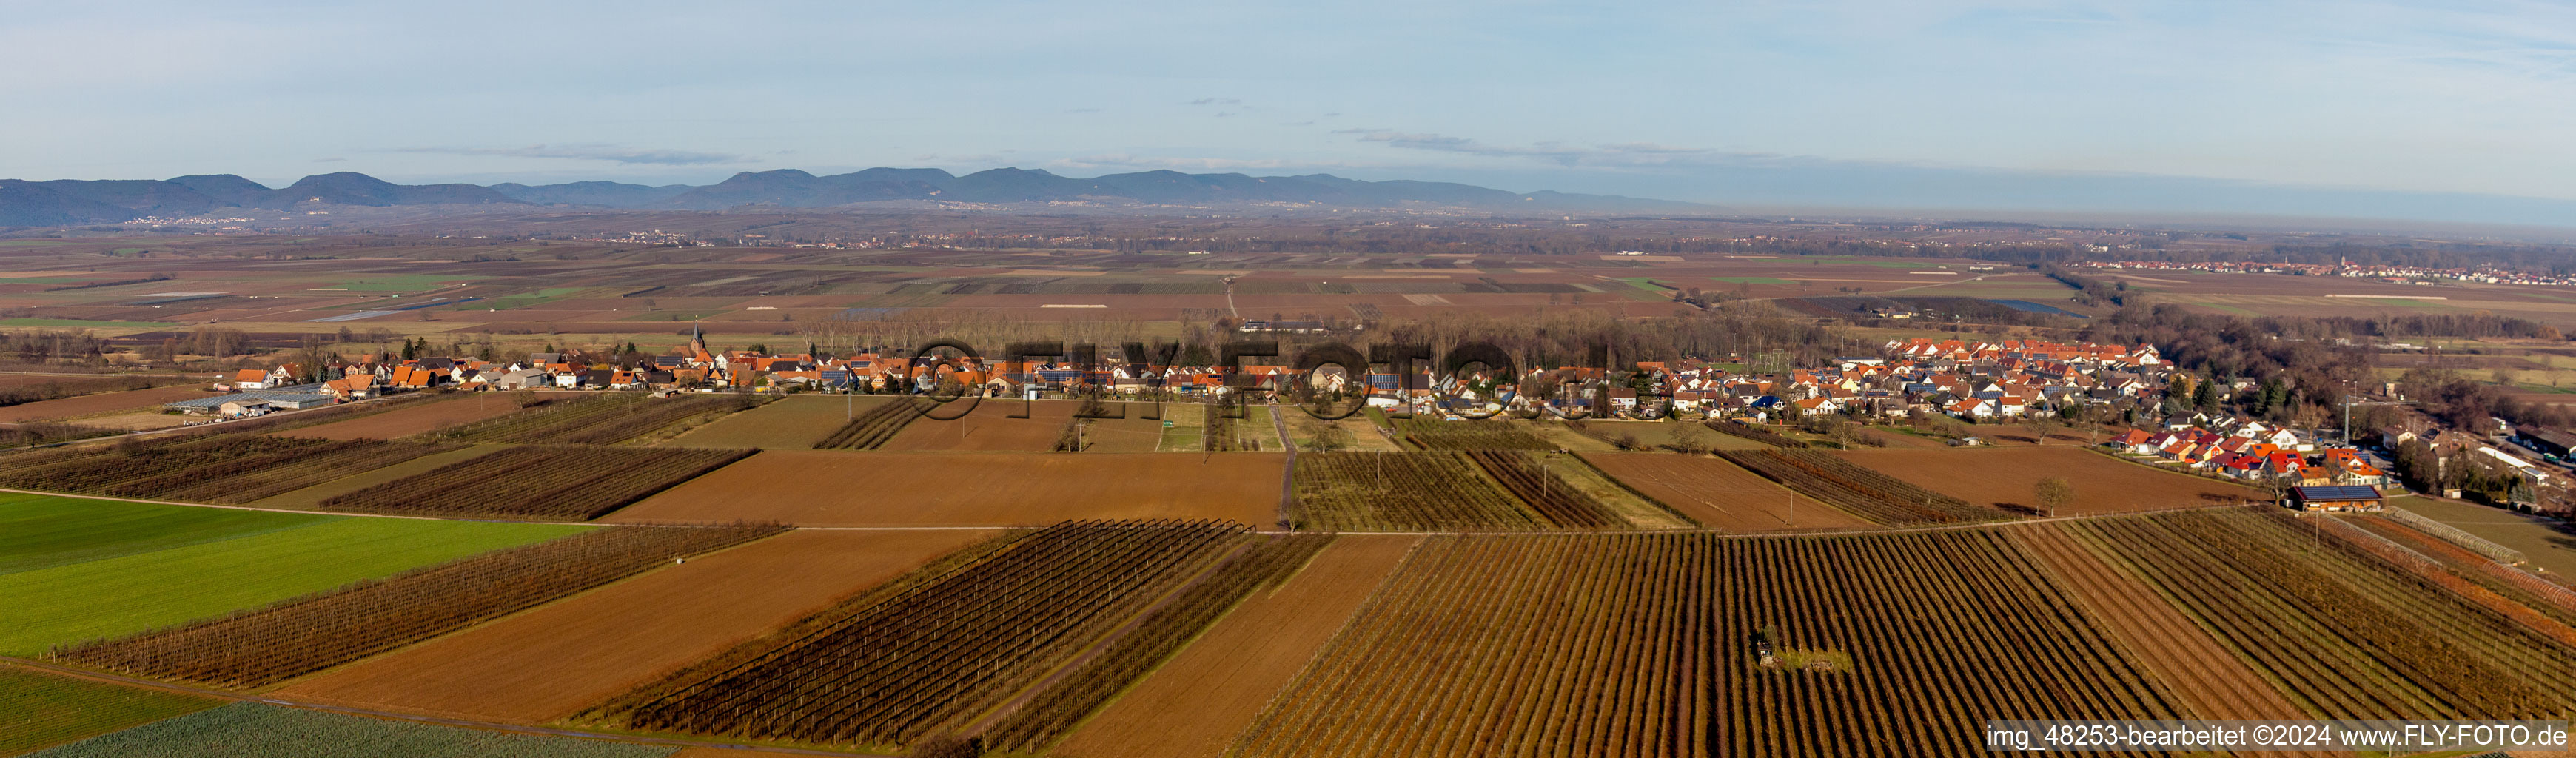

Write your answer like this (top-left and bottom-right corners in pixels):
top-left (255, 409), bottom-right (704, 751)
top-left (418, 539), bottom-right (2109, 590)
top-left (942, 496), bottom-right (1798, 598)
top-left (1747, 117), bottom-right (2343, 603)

top-left (4, 400), bottom-right (2572, 757)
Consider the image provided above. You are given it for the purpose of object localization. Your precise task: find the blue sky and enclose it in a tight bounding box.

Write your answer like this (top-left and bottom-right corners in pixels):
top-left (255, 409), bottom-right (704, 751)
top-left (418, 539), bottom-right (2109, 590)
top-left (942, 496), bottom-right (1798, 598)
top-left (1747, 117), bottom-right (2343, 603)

top-left (6, 1), bottom-right (2573, 224)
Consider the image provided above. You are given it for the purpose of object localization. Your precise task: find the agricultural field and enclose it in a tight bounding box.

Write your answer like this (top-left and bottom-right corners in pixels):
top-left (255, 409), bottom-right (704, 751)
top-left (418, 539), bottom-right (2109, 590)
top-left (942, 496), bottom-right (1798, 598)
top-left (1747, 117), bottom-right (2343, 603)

top-left (1291, 452), bottom-right (1541, 531)
top-left (54, 525), bottom-right (780, 688)
top-left (0, 493), bottom-right (330, 574)
top-left (1056, 534), bottom-right (1419, 758)
top-left (1395, 417), bottom-right (1554, 450)
top-left (1579, 453), bottom-right (1871, 531)
top-left (2007, 524), bottom-right (2314, 723)
top-left (271, 393), bottom-right (530, 440)
top-left (318, 445), bottom-right (754, 520)
top-left (0, 434), bottom-right (460, 505)
top-left (2073, 509), bottom-right (2576, 720)
top-left (25, 702), bottom-right (677, 758)
top-left (608, 451), bottom-right (1284, 526)
top-left (1717, 449), bottom-right (2002, 526)
top-left (282, 529), bottom-right (1000, 723)
top-left (1832, 447), bottom-right (2259, 516)
top-left (597, 520), bottom-right (1250, 752)
top-left (0, 373), bottom-right (192, 408)
top-left (675, 394), bottom-right (893, 449)
top-left (1556, 419), bottom-right (1771, 452)
top-left (0, 664), bottom-right (218, 757)
top-left (808, 395), bottom-right (922, 449)
top-left (2388, 494), bottom-right (2576, 581)
top-left (0, 384), bottom-right (204, 423)
top-left (0, 513), bottom-right (583, 655)
top-left (1235, 530), bottom-right (2187, 758)
top-left (980, 533), bottom-right (1333, 753)
top-left (238, 444), bottom-right (498, 511)
top-left (424, 393), bottom-right (763, 445)
top-left (881, 398), bottom-right (1173, 452)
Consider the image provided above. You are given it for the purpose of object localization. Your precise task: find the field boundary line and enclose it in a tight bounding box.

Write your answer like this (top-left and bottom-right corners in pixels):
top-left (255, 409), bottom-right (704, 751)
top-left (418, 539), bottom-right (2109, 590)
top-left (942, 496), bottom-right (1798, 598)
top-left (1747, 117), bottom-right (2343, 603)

top-left (0, 656), bottom-right (895, 757)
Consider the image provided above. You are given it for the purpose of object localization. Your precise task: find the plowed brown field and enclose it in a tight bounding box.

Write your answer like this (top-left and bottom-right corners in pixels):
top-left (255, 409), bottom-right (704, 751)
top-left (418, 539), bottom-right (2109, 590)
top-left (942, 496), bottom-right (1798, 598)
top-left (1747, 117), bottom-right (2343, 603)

top-left (603, 451), bottom-right (1284, 526)
top-left (886, 398), bottom-right (1172, 452)
top-left (0, 384), bottom-right (205, 422)
top-left (667, 395), bottom-right (884, 449)
top-left (1577, 452), bottom-right (1869, 531)
top-left (1054, 534), bottom-right (1421, 758)
top-left (276, 529), bottom-right (998, 723)
top-left (1832, 446), bottom-right (2257, 515)
top-left (272, 395), bottom-right (527, 440)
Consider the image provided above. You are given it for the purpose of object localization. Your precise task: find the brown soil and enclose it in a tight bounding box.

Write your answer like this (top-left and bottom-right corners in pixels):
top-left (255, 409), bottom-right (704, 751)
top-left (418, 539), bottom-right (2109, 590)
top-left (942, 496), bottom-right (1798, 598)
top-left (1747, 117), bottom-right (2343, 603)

top-left (2008, 524), bottom-right (2324, 727)
top-left (603, 451), bottom-right (1285, 527)
top-left (1832, 446), bottom-right (2258, 516)
top-left (0, 385), bottom-right (206, 423)
top-left (278, 529), bottom-right (997, 724)
top-left (1577, 452), bottom-right (1871, 531)
top-left (1053, 534), bottom-right (1421, 758)
top-left (885, 398), bottom-right (1170, 452)
top-left (665, 395), bottom-right (884, 449)
top-left (273, 395), bottom-right (527, 440)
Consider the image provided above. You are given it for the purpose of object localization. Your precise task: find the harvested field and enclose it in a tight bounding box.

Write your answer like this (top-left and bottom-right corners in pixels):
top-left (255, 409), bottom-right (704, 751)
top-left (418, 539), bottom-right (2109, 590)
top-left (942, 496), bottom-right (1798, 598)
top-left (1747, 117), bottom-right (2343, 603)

top-left (426, 393), bottom-right (764, 445)
top-left (321, 445), bottom-right (754, 520)
top-left (26, 702), bottom-right (674, 758)
top-left (665, 395), bottom-right (891, 449)
top-left (610, 451), bottom-right (1285, 526)
top-left (884, 398), bottom-right (1170, 452)
top-left (0, 385), bottom-right (204, 423)
top-left (604, 521), bottom-right (1250, 751)
top-left (272, 394), bottom-right (529, 440)
top-left (1719, 449), bottom-right (2000, 525)
top-left (1831, 446), bottom-right (2258, 515)
top-left (56, 525), bottom-right (781, 688)
top-left (0, 663), bottom-right (218, 757)
top-left (0, 435), bottom-right (460, 505)
top-left (2007, 524), bottom-right (2312, 722)
top-left (1056, 534), bottom-right (1419, 758)
top-left (282, 529), bottom-right (999, 723)
top-left (1578, 453), bottom-right (1869, 531)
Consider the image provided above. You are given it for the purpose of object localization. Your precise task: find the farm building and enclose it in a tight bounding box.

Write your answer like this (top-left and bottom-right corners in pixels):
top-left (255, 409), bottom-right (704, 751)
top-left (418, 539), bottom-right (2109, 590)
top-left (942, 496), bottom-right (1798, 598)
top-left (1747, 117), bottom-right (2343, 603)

top-left (2287, 484), bottom-right (2384, 512)
top-left (165, 383), bottom-right (340, 416)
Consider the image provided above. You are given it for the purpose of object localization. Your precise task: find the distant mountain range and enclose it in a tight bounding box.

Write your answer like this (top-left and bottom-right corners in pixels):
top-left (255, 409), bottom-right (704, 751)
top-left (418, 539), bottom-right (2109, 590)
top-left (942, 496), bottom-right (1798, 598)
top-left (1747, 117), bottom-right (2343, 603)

top-left (0, 168), bottom-right (1708, 226)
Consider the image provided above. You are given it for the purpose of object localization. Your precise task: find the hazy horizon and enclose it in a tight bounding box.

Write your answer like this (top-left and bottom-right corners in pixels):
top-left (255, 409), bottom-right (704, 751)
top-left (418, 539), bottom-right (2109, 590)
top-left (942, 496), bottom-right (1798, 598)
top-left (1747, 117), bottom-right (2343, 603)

top-left (9, 1), bottom-right (2573, 228)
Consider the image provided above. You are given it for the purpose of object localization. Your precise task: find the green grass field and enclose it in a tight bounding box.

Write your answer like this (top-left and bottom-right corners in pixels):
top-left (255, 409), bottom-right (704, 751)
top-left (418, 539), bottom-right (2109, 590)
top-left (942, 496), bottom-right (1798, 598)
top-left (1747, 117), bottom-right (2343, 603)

top-left (0, 517), bottom-right (586, 654)
top-left (24, 702), bottom-right (674, 758)
top-left (0, 494), bottom-right (333, 576)
top-left (0, 665), bottom-right (218, 757)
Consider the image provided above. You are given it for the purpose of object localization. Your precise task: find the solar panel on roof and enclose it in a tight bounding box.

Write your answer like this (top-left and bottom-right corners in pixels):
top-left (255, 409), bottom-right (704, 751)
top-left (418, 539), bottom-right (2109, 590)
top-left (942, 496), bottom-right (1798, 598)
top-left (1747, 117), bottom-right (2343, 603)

top-left (2293, 485), bottom-right (2381, 500)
